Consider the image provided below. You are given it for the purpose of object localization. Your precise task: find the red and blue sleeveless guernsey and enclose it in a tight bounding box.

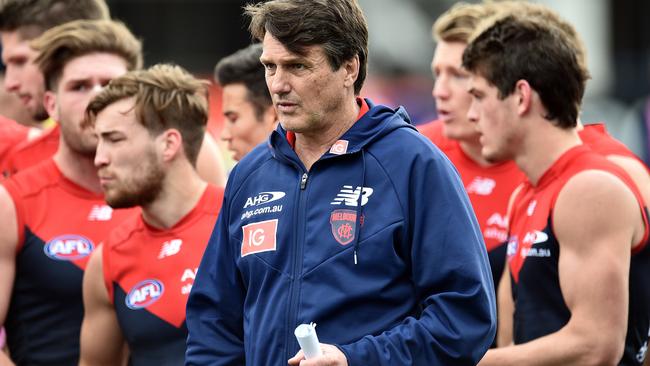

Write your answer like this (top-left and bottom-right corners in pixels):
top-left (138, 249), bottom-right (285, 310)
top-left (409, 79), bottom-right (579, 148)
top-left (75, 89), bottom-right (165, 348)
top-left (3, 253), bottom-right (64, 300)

top-left (419, 120), bottom-right (525, 288)
top-left (0, 116), bottom-right (28, 173)
top-left (507, 145), bottom-right (650, 365)
top-left (0, 123), bottom-right (59, 177)
top-left (103, 184), bottom-right (223, 366)
top-left (580, 123), bottom-right (650, 171)
top-left (1, 158), bottom-right (135, 365)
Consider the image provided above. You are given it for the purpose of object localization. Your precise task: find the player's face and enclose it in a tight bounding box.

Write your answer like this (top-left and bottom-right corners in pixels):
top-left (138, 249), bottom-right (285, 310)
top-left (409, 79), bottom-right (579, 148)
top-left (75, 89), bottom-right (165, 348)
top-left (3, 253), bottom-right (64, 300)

top-left (47, 52), bottom-right (128, 158)
top-left (432, 41), bottom-right (477, 142)
top-left (220, 83), bottom-right (275, 161)
top-left (1, 31), bottom-right (48, 121)
top-left (467, 74), bottom-right (521, 163)
top-left (94, 97), bottom-right (165, 209)
top-left (261, 33), bottom-right (350, 136)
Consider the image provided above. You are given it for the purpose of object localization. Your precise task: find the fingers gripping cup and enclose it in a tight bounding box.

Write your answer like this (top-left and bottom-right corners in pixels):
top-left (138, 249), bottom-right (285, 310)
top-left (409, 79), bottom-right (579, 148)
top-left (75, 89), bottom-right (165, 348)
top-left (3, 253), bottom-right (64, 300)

top-left (294, 322), bottom-right (323, 359)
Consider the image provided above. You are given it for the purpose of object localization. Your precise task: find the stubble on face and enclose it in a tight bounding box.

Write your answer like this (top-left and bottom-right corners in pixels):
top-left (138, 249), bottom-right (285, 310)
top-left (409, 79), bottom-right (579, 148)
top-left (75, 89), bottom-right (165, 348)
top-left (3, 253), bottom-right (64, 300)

top-left (104, 148), bottom-right (165, 209)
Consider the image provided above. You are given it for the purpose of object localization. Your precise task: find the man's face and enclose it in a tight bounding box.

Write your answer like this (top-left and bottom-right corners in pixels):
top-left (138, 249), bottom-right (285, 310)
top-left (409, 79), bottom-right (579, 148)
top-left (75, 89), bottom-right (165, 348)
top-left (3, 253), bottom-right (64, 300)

top-left (432, 41), bottom-right (477, 142)
top-left (46, 52), bottom-right (128, 158)
top-left (94, 97), bottom-right (165, 209)
top-left (1, 30), bottom-right (48, 120)
top-left (467, 74), bottom-right (520, 163)
top-left (220, 83), bottom-right (275, 161)
top-left (260, 33), bottom-right (349, 136)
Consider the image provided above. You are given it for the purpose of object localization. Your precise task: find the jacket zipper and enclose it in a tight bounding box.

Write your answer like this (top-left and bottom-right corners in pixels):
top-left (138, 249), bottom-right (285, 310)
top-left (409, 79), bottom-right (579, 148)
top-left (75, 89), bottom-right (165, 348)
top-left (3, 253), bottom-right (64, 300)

top-left (285, 171), bottom-right (309, 361)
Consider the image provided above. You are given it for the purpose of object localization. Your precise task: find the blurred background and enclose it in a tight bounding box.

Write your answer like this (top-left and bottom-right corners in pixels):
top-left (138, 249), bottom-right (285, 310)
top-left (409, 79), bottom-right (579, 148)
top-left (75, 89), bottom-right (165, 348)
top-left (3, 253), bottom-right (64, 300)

top-left (97, 0), bottom-right (650, 164)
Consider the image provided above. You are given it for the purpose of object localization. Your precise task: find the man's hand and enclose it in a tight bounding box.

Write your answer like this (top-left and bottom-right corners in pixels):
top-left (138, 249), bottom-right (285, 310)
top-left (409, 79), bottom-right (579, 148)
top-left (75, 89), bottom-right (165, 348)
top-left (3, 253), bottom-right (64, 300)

top-left (288, 343), bottom-right (348, 366)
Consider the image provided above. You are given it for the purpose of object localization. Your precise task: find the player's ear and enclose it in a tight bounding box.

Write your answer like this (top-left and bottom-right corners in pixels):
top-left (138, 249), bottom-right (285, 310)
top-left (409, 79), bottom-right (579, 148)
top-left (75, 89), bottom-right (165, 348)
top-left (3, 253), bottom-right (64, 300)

top-left (159, 128), bottom-right (183, 162)
top-left (43, 91), bottom-right (59, 121)
top-left (514, 79), bottom-right (532, 116)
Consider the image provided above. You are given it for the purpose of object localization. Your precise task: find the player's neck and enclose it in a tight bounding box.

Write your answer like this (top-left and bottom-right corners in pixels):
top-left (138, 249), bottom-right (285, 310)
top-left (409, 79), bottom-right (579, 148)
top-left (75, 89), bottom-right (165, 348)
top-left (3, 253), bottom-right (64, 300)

top-left (459, 139), bottom-right (493, 167)
top-left (53, 142), bottom-right (101, 193)
top-left (515, 121), bottom-right (581, 186)
top-left (141, 162), bottom-right (207, 229)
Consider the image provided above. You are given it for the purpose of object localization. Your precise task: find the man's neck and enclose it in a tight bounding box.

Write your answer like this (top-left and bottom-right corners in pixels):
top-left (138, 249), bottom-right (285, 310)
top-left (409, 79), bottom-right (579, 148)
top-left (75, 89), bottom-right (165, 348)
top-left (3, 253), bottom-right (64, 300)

top-left (515, 121), bottom-right (582, 186)
top-left (53, 142), bottom-right (101, 193)
top-left (141, 163), bottom-right (207, 229)
top-left (458, 138), bottom-right (493, 167)
top-left (294, 97), bottom-right (360, 171)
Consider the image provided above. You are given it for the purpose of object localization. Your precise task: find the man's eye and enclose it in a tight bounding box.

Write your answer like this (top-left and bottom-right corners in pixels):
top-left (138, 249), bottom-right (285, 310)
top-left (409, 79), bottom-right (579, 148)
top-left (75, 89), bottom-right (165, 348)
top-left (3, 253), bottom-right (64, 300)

top-left (72, 83), bottom-right (89, 91)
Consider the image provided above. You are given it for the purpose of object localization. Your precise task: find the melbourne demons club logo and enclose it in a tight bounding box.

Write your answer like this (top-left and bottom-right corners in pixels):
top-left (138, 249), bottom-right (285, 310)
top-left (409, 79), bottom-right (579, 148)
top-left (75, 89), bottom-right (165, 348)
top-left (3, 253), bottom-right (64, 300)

top-left (125, 279), bottom-right (164, 310)
top-left (44, 234), bottom-right (94, 261)
top-left (330, 209), bottom-right (359, 245)
top-left (241, 219), bottom-right (278, 257)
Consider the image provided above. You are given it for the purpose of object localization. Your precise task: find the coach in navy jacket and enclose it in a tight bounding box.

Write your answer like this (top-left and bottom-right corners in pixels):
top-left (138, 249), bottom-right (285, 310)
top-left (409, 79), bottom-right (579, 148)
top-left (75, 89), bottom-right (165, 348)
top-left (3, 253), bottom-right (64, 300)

top-left (185, 1), bottom-right (496, 365)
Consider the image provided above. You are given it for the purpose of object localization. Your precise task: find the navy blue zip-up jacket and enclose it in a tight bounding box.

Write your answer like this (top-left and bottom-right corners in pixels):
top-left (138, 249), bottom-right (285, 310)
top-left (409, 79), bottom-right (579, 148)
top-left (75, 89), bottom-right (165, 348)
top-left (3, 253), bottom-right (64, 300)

top-left (186, 100), bottom-right (496, 365)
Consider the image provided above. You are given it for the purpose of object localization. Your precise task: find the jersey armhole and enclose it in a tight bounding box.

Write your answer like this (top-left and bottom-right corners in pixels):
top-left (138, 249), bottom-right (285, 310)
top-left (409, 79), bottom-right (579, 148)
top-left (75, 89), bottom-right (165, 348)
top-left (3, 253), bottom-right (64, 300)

top-left (632, 207), bottom-right (650, 255)
top-left (2, 181), bottom-right (26, 252)
top-left (101, 243), bottom-right (115, 304)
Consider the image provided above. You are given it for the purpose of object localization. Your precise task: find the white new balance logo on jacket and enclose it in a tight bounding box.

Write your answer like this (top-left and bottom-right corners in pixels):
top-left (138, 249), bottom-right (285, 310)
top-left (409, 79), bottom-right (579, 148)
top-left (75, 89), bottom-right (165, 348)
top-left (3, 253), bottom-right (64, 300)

top-left (331, 185), bottom-right (374, 207)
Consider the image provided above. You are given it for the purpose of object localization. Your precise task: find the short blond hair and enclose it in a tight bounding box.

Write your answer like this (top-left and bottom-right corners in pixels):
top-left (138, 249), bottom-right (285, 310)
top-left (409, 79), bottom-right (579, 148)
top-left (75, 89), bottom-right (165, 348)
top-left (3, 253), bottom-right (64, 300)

top-left (433, 2), bottom-right (498, 44)
top-left (31, 19), bottom-right (143, 91)
top-left (86, 64), bottom-right (209, 165)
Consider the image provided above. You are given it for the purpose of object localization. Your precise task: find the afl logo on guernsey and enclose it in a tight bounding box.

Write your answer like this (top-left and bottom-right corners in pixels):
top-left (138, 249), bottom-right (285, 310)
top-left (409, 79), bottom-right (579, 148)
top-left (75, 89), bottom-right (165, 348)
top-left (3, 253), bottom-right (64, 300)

top-left (125, 279), bottom-right (164, 310)
top-left (44, 235), bottom-right (94, 261)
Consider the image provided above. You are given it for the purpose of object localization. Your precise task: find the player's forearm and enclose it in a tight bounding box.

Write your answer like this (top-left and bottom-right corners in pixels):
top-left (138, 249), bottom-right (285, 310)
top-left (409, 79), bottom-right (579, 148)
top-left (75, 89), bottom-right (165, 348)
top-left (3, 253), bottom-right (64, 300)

top-left (480, 326), bottom-right (622, 366)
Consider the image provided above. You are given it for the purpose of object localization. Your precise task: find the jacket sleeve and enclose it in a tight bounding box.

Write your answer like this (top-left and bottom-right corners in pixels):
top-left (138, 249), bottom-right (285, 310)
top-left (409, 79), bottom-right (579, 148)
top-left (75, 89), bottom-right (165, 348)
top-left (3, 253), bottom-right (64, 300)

top-left (185, 185), bottom-right (246, 365)
top-left (338, 149), bottom-right (497, 365)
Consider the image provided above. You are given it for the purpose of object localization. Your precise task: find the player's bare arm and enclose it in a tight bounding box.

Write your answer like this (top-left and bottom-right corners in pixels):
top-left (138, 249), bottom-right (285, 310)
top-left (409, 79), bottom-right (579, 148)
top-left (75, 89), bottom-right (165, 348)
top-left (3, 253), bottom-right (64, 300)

top-left (79, 246), bottom-right (127, 366)
top-left (0, 187), bottom-right (18, 366)
top-left (481, 170), bottom-right (642, 365)
top-left (606, 155), bottom-right (650, 209)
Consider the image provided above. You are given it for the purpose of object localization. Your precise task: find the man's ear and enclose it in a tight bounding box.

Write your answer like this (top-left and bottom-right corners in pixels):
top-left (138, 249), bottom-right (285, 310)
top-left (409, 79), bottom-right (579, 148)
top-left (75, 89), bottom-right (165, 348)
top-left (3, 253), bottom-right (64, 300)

top-left (514, 79), bottom-right (532, 116)
top-left (342, 54), bottom-right (360, 90)
top-left (43, 90), bottom-right (58, 121)
top-left (159, 128), bottom-right (183, 162)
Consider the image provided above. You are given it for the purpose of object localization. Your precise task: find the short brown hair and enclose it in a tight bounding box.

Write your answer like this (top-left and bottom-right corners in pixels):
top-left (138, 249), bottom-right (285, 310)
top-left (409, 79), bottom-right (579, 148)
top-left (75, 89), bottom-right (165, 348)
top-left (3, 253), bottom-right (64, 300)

top-left (463, 14), bottom-right (588, 129)
top-left (245, 0), bottom-right (368, 95)
top-left (31, 20), bottom-right (143, 91)
top-left (489, 1), bottom-right (589, 78)
top-left (86, 64), bottom-right (209, 165)
top-left (0, 0), bottom-right (109, 40)
top-left (433, 2), bottom-right (497, 44)
top-left (215, 43), bottom-right (271, 120)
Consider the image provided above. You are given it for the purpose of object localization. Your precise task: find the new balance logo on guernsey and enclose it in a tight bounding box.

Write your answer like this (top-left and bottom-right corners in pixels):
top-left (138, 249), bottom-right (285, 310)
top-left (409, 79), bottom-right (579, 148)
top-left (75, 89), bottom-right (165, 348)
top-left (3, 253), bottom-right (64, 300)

top-left (241, 219), bottom-right (278, 257)
top-left (87, 204), bottom-right (113, 221)
top-left (527, 200), bottom-right (537, 216)
top-left (466, 177), bottom-right (496, 196)
top-left (158, 239), bottom-right (182, 259)
top-left (331, 185), bottom-right (373, 207)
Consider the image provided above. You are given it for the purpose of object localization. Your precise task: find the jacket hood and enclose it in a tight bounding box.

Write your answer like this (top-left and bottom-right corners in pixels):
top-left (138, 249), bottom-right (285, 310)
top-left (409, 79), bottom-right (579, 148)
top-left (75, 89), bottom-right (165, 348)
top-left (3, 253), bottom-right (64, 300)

top-left (268, 99), bottom-right (415, 162)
